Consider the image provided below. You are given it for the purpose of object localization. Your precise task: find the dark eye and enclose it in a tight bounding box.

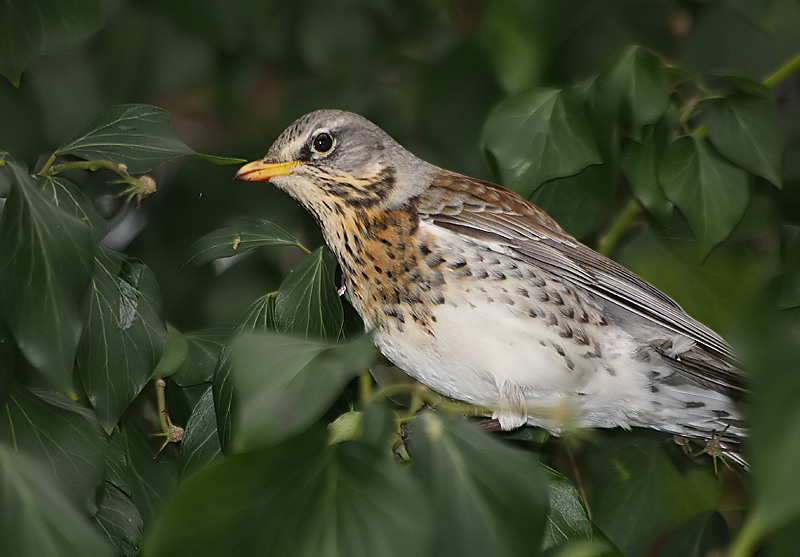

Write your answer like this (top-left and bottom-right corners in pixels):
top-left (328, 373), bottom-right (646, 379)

top-left (312, 132), bottom-right (334, 154)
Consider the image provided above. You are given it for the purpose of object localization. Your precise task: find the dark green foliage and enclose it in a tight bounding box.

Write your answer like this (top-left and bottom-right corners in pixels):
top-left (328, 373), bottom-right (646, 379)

top-left (1, 1), bottom-right (799, 556)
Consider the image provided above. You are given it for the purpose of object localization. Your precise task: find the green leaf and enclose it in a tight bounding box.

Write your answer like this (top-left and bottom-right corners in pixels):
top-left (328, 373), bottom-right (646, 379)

top-left (77, 246), bottom-right (168, 431)
top-left (184, 218), bottom-right (301, 267)
top-left (0, 446), bottom-right (115, 557)
top-left (659, 511), bottom-right (729, 557)
top-left (212, 294), bottom-right (277, 452)
top-left (146, 428), bottom-right (430, 557)
top-left (585, 432), bottom-right (722, 556)
top-left (779, 226), bottom-right (800, 309)
top-left (621, 124), bottom-right (674, 225)
top-left (275, 246), bottom-right (344, 341)
top-left (706, 93), bottom-right (784, 188)
top-left (37, 174), bottom-right (109, 240)
top-left (530, 163), bottom-right (616, 240)
top-left (170, 329), bottom-right (226, 386)
top-left (95, 485), bottom-right (144, 557)
top-left (483, 88), bottom-right (602, 197)
top-left (594, 45), bottom-right (670, 135)
top-left (120, 420), bottom-right (178, 526)
top-left (543, 466), bottom-right (592, 550)
top-left (196, 153), bottom-right (248, 166)
top-left (228, 332), bottom-right (377, 452)
top-left (0, 385), bottom-right (107, 510)
top-left (616, 228), bottom-right (762, 333)
top-left (0, 0), bottom-right (105, 86)
top-left (55, 104), bottom-right (196, 174)
top-left (179, 386), bottom-right (222, 477)
top-left (658, 137), bottom-right (749, 255)
top-left (408, 413), bottom-right (548, 557)
top-left (737, 297), bottom-right (800, 541)
top-left (0, 161), bottom-right (94, 392)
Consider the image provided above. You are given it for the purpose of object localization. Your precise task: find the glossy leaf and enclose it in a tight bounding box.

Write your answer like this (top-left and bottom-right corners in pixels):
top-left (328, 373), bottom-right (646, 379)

top-left (0, 446), bottom-right (115, 557)
top-left (37, 174), bottom-right (109, 240)
top-left (55, 104), bottom-right (195, 174)
top-left (621, 124), bottom-right (673, 225)
top-left (77, 246), bottom-right (168, 431)
top-left (409, 413), bottom-right (547, 557)
top-left (179, 387), bottom-right (222, 477)
top-left (531, 163), bottom-right (616, 239)
top-left (119, 420), bottom-right (178, 526)
top-left (146, 427), bottom-right (431, 557)
top-left (483, 88), bottom-right (602, 197)
top-left (706, 93), bottom-right (783, 188)
top-left (275, 246), bottom-right (344, 341)
top-left (95, 485), bottom-right (144, 557)
top-left (594, 45), bottom-right (670, 134)
top-left (0, 161), bottom-right (94, 392)
top-left (228, 332), bottom-right (377, 452)
top-left (659, 511), bottom-right (729, 557)
top-left (0, 0), bottom-right (105, 86)
top-left (543, 466), bottom-right (593, 550)
top-left (659, 137), bottom-right (749, 255)
top-left (212, 293), bottom-right (277, 451)
top-left (170, 329), bottom-right (226, 386)
top-left (585, 432), bottom-right (721, 556)
top-left (184, 218), bottom-right (301, 267)
top-left (0, 386), bottom-right (107, 510)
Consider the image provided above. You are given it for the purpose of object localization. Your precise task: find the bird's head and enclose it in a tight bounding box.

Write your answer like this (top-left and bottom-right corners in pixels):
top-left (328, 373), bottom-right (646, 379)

top-left (236, 110), bottom-right (435, 214)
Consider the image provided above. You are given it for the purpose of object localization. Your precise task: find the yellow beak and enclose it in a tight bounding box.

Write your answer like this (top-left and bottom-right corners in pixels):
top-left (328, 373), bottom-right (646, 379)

top-left (235, 159), bottom-right (298, 182)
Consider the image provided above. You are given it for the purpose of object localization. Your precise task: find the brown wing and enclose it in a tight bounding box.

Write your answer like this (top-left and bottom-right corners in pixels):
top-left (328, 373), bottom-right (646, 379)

top-left (418, 169), bottom-right (745, 393)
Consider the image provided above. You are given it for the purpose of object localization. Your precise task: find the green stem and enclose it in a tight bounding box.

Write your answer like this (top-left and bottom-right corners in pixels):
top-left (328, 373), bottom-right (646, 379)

top-left (42, 159), bottom-right (128, 177)
top-left (295, 242), bottom-right (312, 255)
top-left (596, 197), bottom-right (641, 257)
top-left (155, 378), bottom-right (169, 434)
top-left (762, 52), bottom-right (800, 89)
top-left (37, 153), bottom-right (57, 175)
top-left (727, 515), bottom-right (764, 557)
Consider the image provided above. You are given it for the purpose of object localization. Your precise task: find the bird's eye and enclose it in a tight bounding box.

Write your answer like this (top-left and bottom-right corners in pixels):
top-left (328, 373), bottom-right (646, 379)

top-left (311, 132), bottom-right (334, 154)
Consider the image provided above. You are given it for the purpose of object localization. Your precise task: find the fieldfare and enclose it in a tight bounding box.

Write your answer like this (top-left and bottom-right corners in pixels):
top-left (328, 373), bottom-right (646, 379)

top-left (236, 109), bottom-right (746, 462)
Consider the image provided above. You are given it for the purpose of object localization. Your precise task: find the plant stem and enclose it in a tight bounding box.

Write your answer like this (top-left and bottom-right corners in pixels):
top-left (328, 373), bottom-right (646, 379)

top-left (43, 159), bottom-right (126, 176)
top-left (596, 197), bottom-right (641, 257)
top-left (762, 52), bottom-right (800, 89)
top-left (727, 514), bottom-right (764, 557)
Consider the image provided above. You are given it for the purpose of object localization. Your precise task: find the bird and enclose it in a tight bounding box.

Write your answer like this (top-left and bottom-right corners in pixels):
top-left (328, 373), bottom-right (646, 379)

top-left (235, 109), bottom-right (747, 463)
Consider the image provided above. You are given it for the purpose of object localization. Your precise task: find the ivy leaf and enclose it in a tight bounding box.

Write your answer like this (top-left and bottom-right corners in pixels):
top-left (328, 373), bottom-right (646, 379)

top-left (658, 137), bottom-right (749, 255)
top-left (0, 0), bottom-right (105, 86)
top-left (212, 293), bottom-right (277, 452)
top-left (621, 124), bottom-right (673, 226)
top-left (275, 246), bottom-right (344, 341)
top-left (184, 219), bottom-right (301, 267)
top-left (77, 246), bottom-right (167, 431)
top-left (585, 432), bottom-right (721, 556)
top-left (0, 386), bottom-right (107, 511)
top-left (170, 330), bottom-right (226, 386)
top-left (659, 511), bottom-right (729, 557)
top-left (706, 93), bottom-right (784, 188)
top-left (483, 88), bottom-right (602, 197)
top-left (55, 104), bottom-right (196, 174)
top-left (0, 161), bottom-right (94, 393)
top-left (594, 45), bottom-right (670, 136)
top-left (178, 387), bottom-right (222, 478)
top-left (37, 174), bottom-right (109, 240)
top-left (542, 466), bottom-right (593, 550)
top-left (119, 420), bottom-right (178, 526)
top-left (408, 413), bottom-right (548, 557)
top-left (146, 427), bottom-right (430, 557)
top-left (0, 446), bottom-right (115, 557)
top-left (228, 332), bottom-right (377, 452)
top-left (95, 485), bottom-right (144, 557)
